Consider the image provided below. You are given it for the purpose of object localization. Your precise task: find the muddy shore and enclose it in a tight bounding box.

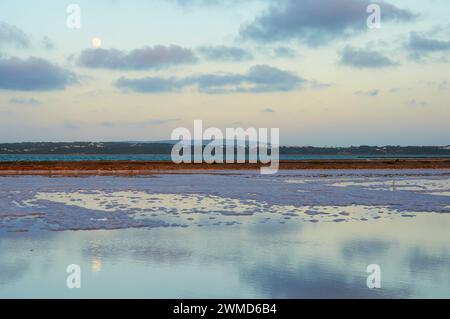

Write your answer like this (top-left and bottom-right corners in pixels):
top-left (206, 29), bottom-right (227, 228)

top-left (0, 159), bottom-right (449, 175)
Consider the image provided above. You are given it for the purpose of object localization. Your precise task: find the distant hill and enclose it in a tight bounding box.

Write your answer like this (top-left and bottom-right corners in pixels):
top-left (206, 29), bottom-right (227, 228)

top-left (280, 145), bottom-right (450, 156)
top-left (0, 142), bottom-right (174, 155)
top-left (0, 142), bottom-right (449, 156)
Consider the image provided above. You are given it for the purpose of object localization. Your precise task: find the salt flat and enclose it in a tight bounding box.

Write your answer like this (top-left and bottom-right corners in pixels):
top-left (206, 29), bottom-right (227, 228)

top-left (0, 170), bottom-right (449, 232)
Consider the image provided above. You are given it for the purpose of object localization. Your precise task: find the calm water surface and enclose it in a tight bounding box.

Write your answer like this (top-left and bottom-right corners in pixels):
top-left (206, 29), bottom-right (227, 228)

top-left (1, 214), bottom-right (449, 298)
top-left (0, 154), bottom-right (449, 162)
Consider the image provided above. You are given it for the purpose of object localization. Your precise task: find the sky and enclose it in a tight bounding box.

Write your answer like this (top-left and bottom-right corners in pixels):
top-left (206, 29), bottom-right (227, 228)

top-left (0, 0), bottom-right (449, 146)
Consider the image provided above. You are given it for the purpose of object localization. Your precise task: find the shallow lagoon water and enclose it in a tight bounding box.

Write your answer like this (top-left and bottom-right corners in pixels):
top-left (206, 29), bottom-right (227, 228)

top-left (1, 154), bottom-right (449, 162)
top-left (0, 170), bottom-right (449, 298)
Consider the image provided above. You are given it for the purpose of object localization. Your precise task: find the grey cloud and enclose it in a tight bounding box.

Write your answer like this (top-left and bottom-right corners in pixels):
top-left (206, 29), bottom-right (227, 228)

top-left (197, 45), bottom-right (253, 61)
top-left (389, 87), bottom-right (411, 93)
top-left (339, 46), bottom-right (397, 68)
top-left (309, 80), bottom-right (332, 89)
top-left (407, 99), bottom-right (428, 107)
top-left (116, 77), bottom-right (181, 93)
top-left (172, 0), bottom-right (219, 5)
top-left (9, 97), bottom-right (40, 105)
top-left (407, 32), bottom-right (450, 60)
top-left (101, 119), bottom-right (179, 128)
top-left (409, 32), bottom-right (450, 52)
top-left (0, 21), bottom-right (30, 48)
top-left (171, 0), bottom-right (245, 6)
top-left (273, 46), bottom-right (297, 58)
top-left (41, 36), bottom-right (56, 51)
top-left (425, 80), bottom-right (448, 91)
top-left (263, 108), bottom-right (275, 113)
top-left (63, 121), bottom-right (81, 130)
top-left (195, 64), bottom-right (305, 93)
top-left (193, 73), bottom-right (245, 93)
top-left (354, 89), bottom-right (380, 96)
top-left (240, 0), bottom-right (415, 46)
top-left (0, 57), bottom-right (77, 91)
top-left (76, 45), bottom-right (197, 70)
top-left (116, 64), bottom-right (307, 94)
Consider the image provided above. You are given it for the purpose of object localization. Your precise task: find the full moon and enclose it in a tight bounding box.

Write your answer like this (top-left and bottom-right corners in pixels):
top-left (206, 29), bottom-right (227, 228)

top-left (92, 37), bottom-right (102, 48)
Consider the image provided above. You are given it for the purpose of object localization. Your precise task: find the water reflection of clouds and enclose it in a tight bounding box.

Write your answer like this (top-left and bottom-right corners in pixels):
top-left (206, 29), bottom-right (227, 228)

top-left (0, 217), bottom-right (449, 298)
top-left (240, 215), bottom-right (450, 298)
top-left (341, 239), bottom-right (392, 260)
top-left (80, 231), bottom-right (194, 266)
top-left (0, 259), bottom-right (29, 285)
top-left (407, 247), bottom-right (450, 273)
top-left (0, 231), bottom-right (57, 287)
top-left (239, 262), bottom-right (411, 299)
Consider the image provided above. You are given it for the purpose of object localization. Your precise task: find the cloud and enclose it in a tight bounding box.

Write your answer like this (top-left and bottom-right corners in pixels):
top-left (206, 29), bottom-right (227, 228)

top-left (240, 0), bottom-right (415, 46)
top-left (407, 32), bottom-right (450, 60)
top-left (272, 46), bottom-right (297, 58)
top-left (425, 80), bottom-right (448, 91)
top-left (171, 0), bottom-right (221, 6)
top-left (389, 87), bottom-right (411, 93)
top-left (116, 77), bottom-right (181, 94)
top-left (170, 0), bottom-right (248, 7)
top-left (63, 121), bottom-right (81, 130)
top-left (309, 80), bottom-right (332, 89)
top-left (339, 45), bottom-right (397, 68)
top-left (40, 36), bottom-right (56, 50)
top-left (100, 119), bottom-right (179, 128)
top-left (76, 45), bottom-right (197, 70)
top-left (406, 99), bottom-right (428, 107)
top-left (263, 108), bottom-right (275, 113)
top-left (409, 32), bottom-right (450, 52)
top-left (201, 64), bottom-right (306, 93)
top-left (197, 45), bottom-right (253, 61)
top-left (354, 89), bottom-right (380, 96)
top-left (0, 57), bottom-right (77, 91)
top-left (9, 97), bottom-right (40, 105)
top-left (0, 21), bottom-right (30, 48)
top-left (116, 64), bottom-right (307, 94)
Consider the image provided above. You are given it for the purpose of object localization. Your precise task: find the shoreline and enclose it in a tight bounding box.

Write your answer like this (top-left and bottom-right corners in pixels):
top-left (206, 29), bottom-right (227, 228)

top-left (0, 159), bottom-right (449, 176)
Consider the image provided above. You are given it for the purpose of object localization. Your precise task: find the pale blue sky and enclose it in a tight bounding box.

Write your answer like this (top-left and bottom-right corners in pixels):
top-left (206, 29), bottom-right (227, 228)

top-left (0, 0), bottom-right (449, 145)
